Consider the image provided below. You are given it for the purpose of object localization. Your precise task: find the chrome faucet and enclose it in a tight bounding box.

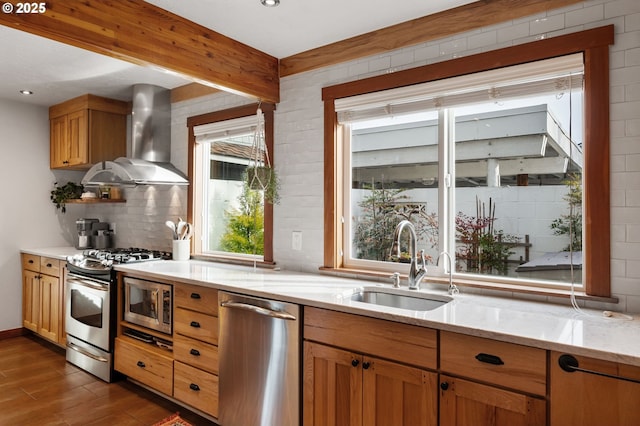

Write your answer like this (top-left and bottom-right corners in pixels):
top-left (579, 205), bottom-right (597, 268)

top-left (391, 220), bottom-right (426, 290)
top-left (436, 251), bottom-right (459, 295)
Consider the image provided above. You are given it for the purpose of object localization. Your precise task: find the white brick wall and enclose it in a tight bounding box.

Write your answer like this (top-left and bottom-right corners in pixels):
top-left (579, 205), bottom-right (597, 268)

top-left (95, 0), bottom-right (639, 312)
top-left (274, 0), bottom-right (640, 311)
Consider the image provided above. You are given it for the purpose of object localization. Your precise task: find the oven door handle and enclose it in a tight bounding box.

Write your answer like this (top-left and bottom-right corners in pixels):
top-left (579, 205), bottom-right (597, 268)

top-left (66, 342), bottom-right (109, 363)
top-left (67, 273), bottom-right (109, 291)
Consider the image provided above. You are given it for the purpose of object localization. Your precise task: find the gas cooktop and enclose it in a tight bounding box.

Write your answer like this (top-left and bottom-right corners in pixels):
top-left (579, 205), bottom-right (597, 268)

top-left (83, 247), bottom-right (171, 264)
top-left (67, 248), bottom-right (171, 273)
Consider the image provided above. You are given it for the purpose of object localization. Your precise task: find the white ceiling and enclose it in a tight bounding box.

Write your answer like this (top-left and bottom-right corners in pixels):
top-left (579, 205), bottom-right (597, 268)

top-left (0, 0), bottom-right (473, 107)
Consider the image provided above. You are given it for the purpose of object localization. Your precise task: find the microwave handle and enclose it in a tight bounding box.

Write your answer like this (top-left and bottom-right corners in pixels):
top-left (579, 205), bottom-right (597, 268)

top-left (151, 289), bottom-right (158, 317)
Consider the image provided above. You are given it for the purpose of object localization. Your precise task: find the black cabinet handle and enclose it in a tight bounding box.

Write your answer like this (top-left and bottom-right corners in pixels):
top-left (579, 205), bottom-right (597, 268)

top-left (440, 382), bottom-right (449, 391)
top-left (28, 259), bottom-right (34, 264)
top-left (190, 321), bottom-right (201, 328)
top-left (190, 293), bottom-right (201, 299)
top-left (190, 349), bottom-right (201, 356)
top-left (362, 362), bottom-right (371, 370)
top-left (46, 263), bottom-right (52, 268)
top-left (189, 383), bottom-right (201, 391)
top-left (559, 354), bottom-right (640, 384)
top-left (136, 361), bottom-right (146, 368)
top-left (475, 353), bottom-right (504, 365)
top-left (351, 359), bottom-right (359, 367)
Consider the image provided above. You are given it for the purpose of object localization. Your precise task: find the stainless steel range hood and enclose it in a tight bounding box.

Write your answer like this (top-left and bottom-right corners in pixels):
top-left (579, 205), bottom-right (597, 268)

top-left (82, 84), bottom-right (188, 186)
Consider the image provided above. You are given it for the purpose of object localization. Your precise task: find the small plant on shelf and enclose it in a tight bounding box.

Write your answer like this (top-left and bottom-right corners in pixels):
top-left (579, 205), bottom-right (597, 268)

top-left (50, 181), bottom-right (83, 213)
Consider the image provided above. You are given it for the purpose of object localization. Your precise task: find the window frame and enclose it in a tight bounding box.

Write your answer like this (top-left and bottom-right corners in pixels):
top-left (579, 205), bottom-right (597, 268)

top-left (187, 102), bottom-right (276, 265)
top-left (322, 25), bottom-right (614, 297)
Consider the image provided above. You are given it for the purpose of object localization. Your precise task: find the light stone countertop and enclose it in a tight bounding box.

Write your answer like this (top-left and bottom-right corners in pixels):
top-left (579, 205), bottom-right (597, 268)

top-left (20, 248), bottom-right (640, 367)
top-left (112, 259), bottom-right (640, 367)
top-left (21, 246), bottom-right (84, 260)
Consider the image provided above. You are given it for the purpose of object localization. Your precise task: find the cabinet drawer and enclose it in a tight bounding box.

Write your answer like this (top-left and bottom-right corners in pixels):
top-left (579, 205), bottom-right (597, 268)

top-left (22, 254), bottom-right (40, 272)
top-left (40, 257), bottom-right (61, 277)
top-left (174, 334), bottom-right (219, 375)
top-left (175, 284), bottom-right (218, 315)
top-left (174, 361), bottom-right (219, 418)
top-left (115, 338), bottom-right (173, 396)
top-left (174, 307), bottom-right (218, 344)
top-left (304, 307), bottom-right (437, 370)
top-left (440, 331), bottom-right (547, 396)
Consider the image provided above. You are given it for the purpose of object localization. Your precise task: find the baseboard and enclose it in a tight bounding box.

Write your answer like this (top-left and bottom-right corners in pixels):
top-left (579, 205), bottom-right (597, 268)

top-left (0, 327), bottom-right (28, 340)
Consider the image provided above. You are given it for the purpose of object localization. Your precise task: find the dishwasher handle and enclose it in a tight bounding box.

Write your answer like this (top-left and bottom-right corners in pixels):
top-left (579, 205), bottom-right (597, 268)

top-left (220, 300), bottom-right (296, 321)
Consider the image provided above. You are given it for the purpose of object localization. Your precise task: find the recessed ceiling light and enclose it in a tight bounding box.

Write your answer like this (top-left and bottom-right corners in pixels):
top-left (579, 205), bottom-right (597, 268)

top-left (20, 90), bottom-right (34, 95)
top-left (261, 0), bottom-right (279, 7)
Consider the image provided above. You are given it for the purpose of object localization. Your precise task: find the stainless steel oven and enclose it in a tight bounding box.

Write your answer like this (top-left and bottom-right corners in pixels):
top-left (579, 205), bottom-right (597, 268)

top-left (65, 270), bottom-right (116, 382)
top-left (123, 277), bottom-right (172, 335)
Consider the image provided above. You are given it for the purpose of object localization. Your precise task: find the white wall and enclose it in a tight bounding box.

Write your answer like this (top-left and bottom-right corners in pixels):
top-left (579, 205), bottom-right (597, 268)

top-left (273, 0), bottom-right (640, 311)
top-left (0, 99), bottom-right (80, 331)
top-left (123, 0), bottom-right (637, 311)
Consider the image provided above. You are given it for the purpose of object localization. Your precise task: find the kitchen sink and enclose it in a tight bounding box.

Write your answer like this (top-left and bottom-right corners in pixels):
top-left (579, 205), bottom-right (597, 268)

top-left (350, 287), bottom-right (452, 311)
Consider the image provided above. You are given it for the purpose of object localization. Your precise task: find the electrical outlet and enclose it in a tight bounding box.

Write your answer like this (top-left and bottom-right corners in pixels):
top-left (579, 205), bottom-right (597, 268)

top-left (292, 231), bottom-right (302, 251)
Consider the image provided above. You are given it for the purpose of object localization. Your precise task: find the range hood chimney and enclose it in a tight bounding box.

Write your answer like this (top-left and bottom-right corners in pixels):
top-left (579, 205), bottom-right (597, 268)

top-left (82, 84), bottom-right (189, 186)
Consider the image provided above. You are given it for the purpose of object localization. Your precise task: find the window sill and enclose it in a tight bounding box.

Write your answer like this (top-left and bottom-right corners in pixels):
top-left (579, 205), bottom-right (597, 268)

top-left (191, 254), bottom-right (276, 269)
top-left (319, 266), bottom-right (618, 304)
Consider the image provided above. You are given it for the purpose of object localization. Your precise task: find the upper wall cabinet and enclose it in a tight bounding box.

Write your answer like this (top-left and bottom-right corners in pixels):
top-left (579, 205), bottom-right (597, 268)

top-left (49, 94), bottom-right (128, 170)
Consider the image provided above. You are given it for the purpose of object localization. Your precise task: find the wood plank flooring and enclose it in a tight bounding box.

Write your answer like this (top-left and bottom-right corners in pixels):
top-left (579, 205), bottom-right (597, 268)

top-left (0, 334), bottom-right (216, 425)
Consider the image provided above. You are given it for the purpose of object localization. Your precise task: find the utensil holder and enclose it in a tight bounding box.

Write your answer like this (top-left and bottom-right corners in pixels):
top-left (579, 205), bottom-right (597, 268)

top-left (172, 239), bottom-right (190, 261)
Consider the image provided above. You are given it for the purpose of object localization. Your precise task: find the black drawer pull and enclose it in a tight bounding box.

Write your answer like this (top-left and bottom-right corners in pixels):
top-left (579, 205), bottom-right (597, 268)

top-left (440, 381), bottom-right (449, 391)
top-left (559, 354), bottom-right (640, 384)
top-left (351, 359), bottom-right (359, 367)
top-left (190, 321), bottom-right (201, 328)
top-left (190, 293), bottom-right (201, 299)
top-left (190, 349), bottom-right (201, 356)
top-left (28, 259), bottom-right (34, 264)
top-left (362, 362), bottom-right (371, 370)
top-left (189, 383), bottom-right (200, 391)
top-left (46, 263), bottom-right (53, 268)
top-left (136, 361), bottom-right (146, 368)
top-left (475, 353), bottom-right (504, 365)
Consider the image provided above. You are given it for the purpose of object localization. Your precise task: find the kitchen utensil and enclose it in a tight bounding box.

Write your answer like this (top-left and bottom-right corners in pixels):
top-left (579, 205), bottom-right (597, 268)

top-left (165, 220), bottom-right (178, 240)
top-left (179, 223), bottom-right (192, 240)
top-left (176, 218), bottom-right (186, 238)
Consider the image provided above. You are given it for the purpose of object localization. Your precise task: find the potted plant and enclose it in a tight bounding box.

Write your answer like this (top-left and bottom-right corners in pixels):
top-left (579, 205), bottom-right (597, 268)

top-left (245, 106), bottom-right (280, 204)
top-left (50, 181), bottom-right (83, 213)
top-left (246, 165), bottom-right (280, 204)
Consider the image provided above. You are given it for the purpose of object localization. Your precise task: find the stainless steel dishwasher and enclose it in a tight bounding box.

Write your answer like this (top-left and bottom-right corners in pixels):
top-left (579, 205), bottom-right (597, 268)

top-left (219, 291), bottom-right (300, 426)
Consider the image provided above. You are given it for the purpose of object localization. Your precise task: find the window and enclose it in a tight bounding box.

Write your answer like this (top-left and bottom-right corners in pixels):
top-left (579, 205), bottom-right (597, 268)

top-left (323, 26), bottom-right (613, 296)
top-left (187, 103), bottom-right (275, 264)
top-left (342, 55), bottom-right (584, 289)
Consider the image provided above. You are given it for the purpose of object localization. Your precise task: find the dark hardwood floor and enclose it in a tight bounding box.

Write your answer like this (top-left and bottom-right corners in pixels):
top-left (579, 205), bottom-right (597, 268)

top-left (0, 334), bottom-right (216, 425)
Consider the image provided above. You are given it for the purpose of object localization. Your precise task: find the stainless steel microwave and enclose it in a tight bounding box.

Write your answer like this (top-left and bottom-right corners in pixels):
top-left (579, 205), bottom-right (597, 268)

top-left (123, 277), bottom-right (172, 335)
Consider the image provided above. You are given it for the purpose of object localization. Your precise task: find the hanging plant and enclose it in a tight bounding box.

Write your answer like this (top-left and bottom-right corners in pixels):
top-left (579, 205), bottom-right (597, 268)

top-left (245, 106), bottom-right (280, 204)
top-left (246, 165), bottom-right (280, 204)
top-left (50, 181), bottom-right (83, 213)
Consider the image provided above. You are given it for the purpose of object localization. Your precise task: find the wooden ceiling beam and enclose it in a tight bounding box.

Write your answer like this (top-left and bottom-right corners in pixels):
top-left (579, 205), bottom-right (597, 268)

top-left (280, 0), bottom-right (583, 77)
top-left (0, 0), bottom-right (280, 103)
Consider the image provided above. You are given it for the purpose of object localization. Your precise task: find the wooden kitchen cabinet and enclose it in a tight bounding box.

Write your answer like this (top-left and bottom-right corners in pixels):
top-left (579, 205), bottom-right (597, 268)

top-left (21, 254), bottom-right (64, 345)
top-left (49, 94), bottom-right (127, 170)
top-left (303, 307), bottom-right (438, 426)
top-left (439, 375), bottom-right (546, 426)
top-left (550, 351), bottom-right (640, 425)
top-left (440, 331), bottom-right (547, 426)
top-left (115, 337), bottom-right (174, 395)
top-left (172, 284), bottom-right (219, 418)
